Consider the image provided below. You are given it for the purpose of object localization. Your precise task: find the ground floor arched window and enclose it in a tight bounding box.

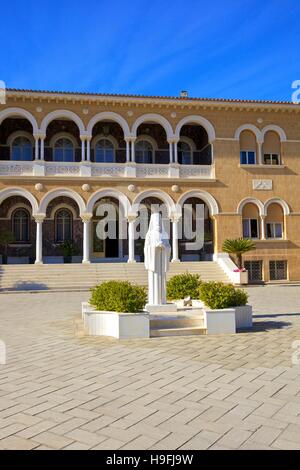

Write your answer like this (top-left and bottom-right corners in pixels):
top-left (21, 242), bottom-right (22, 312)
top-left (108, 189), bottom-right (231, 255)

top-left (55, 209), bottom-right (73, 242)
top-left (12, 208), bottom-right (30, 242)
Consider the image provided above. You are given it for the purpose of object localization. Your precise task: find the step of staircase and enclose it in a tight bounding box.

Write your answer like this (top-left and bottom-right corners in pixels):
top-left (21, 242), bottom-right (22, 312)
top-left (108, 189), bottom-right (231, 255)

top-left (150, 326), bottom-right (207, 337)
top-left (0, 261), bottom-right (230, 292)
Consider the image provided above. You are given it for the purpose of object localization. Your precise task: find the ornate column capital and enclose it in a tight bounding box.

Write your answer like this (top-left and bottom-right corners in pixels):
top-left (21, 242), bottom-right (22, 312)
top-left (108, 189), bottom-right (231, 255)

top-left (81, 212), bottom-right (93, 223)
top-left (127, 213), bottom-right (138, 223)
top-left (80, 134), bottom-right (92, 142)
top-left (167, 137), bottom-right (179, 144)
top-left (34, 213), bottom-right (45, 223)
top-left (33, 133), bottom-right (46, 140)
top-left (170, 212), bottom-right (182, 223)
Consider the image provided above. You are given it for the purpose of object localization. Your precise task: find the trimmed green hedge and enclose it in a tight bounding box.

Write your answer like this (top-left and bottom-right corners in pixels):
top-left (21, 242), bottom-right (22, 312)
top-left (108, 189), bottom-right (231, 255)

top-left (90, 281), bottom-right (147, 313)
top-left (199, 281), bottom-right (248, 310)
top-left (167, 272), bottom-right (201, 300)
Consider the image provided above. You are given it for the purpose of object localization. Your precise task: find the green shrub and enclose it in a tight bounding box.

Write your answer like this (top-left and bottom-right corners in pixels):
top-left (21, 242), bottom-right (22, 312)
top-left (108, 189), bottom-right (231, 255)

top-left (167, 272), bottom-right (201, 300)
top-left (90, 281), bottom-right (147, 313)
top-left (199, 281), bottom-right (248, 310)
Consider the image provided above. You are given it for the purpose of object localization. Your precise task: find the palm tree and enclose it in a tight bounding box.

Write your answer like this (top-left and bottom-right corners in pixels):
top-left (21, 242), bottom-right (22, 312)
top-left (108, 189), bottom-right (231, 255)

top-left (222, 238), bottom-right (256, 269)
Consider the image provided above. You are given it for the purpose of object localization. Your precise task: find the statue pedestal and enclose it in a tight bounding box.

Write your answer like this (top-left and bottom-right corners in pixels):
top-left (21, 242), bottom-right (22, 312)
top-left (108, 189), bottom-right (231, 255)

top-left (145, 303), bottom-right (177, 314)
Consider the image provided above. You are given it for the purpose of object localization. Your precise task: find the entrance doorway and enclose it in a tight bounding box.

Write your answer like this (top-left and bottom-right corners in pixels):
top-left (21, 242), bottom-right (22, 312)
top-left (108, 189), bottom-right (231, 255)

top-left (92, 198), bottom-right (120, 259)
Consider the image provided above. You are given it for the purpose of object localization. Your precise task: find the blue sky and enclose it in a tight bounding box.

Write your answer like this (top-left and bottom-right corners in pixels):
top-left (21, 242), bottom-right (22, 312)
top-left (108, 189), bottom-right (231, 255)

top-left (0, 0), bottom-right (299, 101)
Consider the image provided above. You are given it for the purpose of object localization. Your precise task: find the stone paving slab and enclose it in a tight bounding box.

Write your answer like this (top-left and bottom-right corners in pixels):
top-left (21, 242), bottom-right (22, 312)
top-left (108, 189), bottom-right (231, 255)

top-left (0, 285), bottom-right (300, 449)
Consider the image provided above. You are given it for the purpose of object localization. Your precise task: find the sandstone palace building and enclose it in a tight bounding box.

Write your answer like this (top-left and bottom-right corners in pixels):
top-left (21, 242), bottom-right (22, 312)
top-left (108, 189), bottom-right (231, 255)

top-left (0, 88), bottom-right (299, 283)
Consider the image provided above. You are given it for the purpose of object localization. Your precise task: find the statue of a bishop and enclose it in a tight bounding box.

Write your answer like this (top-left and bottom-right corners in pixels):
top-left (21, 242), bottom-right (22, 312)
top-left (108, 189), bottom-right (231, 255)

top-left (144, 212), bottom-right (171, 306)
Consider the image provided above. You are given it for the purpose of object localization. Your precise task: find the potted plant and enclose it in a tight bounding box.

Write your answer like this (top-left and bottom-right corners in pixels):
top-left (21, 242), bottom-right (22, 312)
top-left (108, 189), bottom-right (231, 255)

top-left (222, 238), bottom-right (255, 284)
top-left (60, 240), bottom-right (79, 263)
top-left (199, 281), bottom-right (252, 333)
top-left (0, 230), bottom-right (15, 264)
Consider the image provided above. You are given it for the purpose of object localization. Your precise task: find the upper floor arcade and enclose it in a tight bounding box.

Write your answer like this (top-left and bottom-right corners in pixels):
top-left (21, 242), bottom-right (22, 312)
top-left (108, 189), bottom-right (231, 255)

top-left (0, 89), bottom-right (299, 180)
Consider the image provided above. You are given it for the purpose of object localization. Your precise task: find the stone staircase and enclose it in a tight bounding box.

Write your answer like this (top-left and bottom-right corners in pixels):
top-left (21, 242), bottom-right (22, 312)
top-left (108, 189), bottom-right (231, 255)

top-left (0, 261), bottom-right (230, 292)
top-left (150, 310), bottom-right (206, 337)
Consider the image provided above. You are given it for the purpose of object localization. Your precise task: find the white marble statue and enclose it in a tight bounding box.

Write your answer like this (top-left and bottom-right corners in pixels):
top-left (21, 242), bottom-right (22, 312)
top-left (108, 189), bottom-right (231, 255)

top-left (144, 212), bottom-right (171, 306)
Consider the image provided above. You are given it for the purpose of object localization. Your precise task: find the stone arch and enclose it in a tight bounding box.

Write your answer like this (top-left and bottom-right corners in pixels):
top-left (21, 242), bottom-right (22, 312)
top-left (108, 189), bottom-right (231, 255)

top-left (0, 187), bottom-right (38, 215)
top-left (234, 124), bottom-right (263, 143)
top-left (87, 112), bottom-right (130, 138)
top-left (86, 189), bottom-right (130, 217)
top-left (237, 197), bottom-right (265, 216)
top-left (132, 189), bottom-right (176, 218)
top-left (177, 190), bottom-right (219, 216)
top-left (39, 189), bottom-right (86, 216)
top-left (131, 114), bottom-right (174, 140)
top-left (0, 107), bottom-right (39, 134)
top-left (262, 125), bottom-right (287, 142)
top-left (264, 197), bottom-right (290, 216)
top-left (175, 115), bottom-right (216, 142)
top-left (40, 110), bottom-right (85, 135)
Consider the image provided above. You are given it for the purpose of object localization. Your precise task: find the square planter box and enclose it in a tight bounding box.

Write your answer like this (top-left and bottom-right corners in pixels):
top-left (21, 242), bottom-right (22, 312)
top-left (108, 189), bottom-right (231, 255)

top-left (204, 308), bottom-right (236, 334)
top-left (204, 304), bottom-right (253, 334)
top-left (235, 305), bottom-right (252, 329)
top-left (232, 270), bottom-right (248, 285)
top-left (82, 302), bottom-right (149, 339)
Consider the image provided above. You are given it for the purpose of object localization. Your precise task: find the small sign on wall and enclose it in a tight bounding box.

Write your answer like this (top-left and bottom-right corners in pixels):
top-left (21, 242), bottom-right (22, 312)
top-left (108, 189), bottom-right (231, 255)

top-left (252, 179), bottom-right (273, 190)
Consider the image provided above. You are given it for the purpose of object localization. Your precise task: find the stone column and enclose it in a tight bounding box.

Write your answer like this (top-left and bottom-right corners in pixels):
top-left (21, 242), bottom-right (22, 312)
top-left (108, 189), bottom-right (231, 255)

top-left (40, 136), bottom-right (45, 160)
top-left (81, 137), bottom-right (86, 161)
top-left (168, 140), bottom-right (173, 163)
top-left (81, 213), bottom-right (92, 264)
top-left (131, 138), bottom-right (136, 163)
top-left (125, 138), bottom-right (131, 162)
top-left (173, 139), bottom-right (178, 164)
top-left (86, 137), bottom-right (91, 162)
top-left (127, 215), bottom-right (137, 263)
top-left (34, 214), bottom-right (45, 264)
top-left (171, 214), bottom-right (181, 262)
top-left (261, 215), bottom-right (266, 239)
top-left (258, 140), bottom-right (263, 165)
top-left (34, 136), bottom-right (39, 160)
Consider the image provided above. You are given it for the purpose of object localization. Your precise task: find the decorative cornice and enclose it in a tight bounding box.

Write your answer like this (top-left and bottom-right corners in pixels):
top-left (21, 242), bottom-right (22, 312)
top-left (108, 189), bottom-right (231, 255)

top-left (4, 88), bottom-right (300, 114)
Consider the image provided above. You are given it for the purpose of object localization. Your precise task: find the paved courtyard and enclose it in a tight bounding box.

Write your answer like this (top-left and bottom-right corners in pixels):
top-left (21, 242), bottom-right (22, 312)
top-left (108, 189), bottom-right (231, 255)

top-left (0, 285), bottom-right (300, 450)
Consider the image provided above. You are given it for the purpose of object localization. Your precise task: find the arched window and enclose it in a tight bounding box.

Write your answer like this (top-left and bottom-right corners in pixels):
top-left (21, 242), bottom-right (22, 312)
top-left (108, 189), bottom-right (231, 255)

top-left (55, 209), bottom-right (73, 242)
top-left (135, 140), bottom-right (153, 164)
top-left (178, 141), bottom-right (192, 165)
top-left (240, 130), bottom-right (257, 165)
top-left (12, 208), bottom-right (30, 242)
top-left (242, 203), bottom-right (260, 239)
top-left (263, 131), bottom-right (281, 165)
top-left (95, 139), bottom-right (115, 163)
top-left (53, 138), bottom-right (74, 162)
top-left (11, 137), bottom-right (33, 161)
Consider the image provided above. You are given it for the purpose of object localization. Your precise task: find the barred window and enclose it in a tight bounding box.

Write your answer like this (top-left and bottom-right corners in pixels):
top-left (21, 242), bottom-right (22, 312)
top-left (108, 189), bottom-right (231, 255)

top-left (244, 260), bottom-right (263, 281)
top-left (269, 260), bottom-right (287, 280)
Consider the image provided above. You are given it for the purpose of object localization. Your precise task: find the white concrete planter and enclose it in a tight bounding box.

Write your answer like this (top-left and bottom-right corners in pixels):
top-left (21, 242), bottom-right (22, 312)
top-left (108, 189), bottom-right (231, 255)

top-left (235, 305), bottom-right (252, 329)
top-left (204, 308), bottom-right (236, 334)
top-left (204, 304), bottom-right (253, 334)
top-left (232, 270), bottom-right (248, 285)
top-left (82, 302), bottom-right (149, 339)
